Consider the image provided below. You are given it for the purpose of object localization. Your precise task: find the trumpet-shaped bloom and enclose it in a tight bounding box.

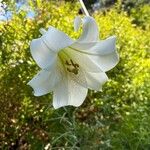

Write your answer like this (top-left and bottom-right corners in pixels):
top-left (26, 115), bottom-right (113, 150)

top-left (28, 16), bottom-right (119, 109)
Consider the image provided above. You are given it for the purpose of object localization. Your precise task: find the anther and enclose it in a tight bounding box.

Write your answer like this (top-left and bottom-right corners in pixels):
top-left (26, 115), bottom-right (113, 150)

top-left (73, 69), bottom-right (78, 75)
top-left (70, 59), bottom-right (75, 66)
top-left (65, 59), bottom-right (79, 75)
top-left (67, 68), bottom-right (72, 72)
top-left (75, 64), bottom-right (79, 68)
top-left (66, 60), bottom-right (71, 66)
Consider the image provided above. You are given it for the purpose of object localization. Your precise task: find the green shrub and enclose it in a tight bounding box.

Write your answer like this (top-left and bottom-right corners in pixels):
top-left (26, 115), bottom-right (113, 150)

top-left (130, 4), bottom-right (150, 30)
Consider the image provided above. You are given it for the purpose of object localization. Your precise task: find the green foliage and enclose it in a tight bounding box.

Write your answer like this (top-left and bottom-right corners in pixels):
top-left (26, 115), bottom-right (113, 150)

top-left (122, 0), bottom-right (150, 12)
top-left (131, 4), bottom-right (150, 30)
top-left (0, 0), bottom-right (150, 149)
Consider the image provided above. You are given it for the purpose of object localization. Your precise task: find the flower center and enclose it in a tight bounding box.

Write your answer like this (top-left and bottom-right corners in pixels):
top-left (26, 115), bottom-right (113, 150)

top-left (58, 50), bottom-right (79, 75)
top-left (65, 59), bottom-right (79, 75)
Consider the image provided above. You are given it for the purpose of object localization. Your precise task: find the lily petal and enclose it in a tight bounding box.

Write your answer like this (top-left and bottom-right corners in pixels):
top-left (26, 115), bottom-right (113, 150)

top-left (30, 38), bottom-right (57, 70)
top-left (90, 36), bottom-right (116, 55)
top-left (74, 16), bottom-right (82, 32)
top-left (65, 47), bottom-right (103, 73)
top-left (53, 75), bottom-right (88, 109)
top-left (28, 68), bottom-right (62, 96)
top-left (42, 27), bottom-right (74, 52)
top-left (70, 36), bottom-right (119, 72)
top-left (68, 67), bottom-right (88, 88)
top-left (88, 51), bottom-right (119, 72)
top-left (85, 72), bottom-right (108, 90)
top-left (78, 16), bottom-right (99, 42)
top-left (69, 68), bottom-right (108, 91)
top-left (71, 36), bottom-right (116, 55)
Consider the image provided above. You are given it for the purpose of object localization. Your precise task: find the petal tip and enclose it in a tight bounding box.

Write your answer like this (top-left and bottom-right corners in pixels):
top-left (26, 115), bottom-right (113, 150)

top-left (74, 16), bottom-right (82, 32)
top-left (39, 28), bottom-right (47, 35)
top-left (53, 101), bottom-right (83, 109)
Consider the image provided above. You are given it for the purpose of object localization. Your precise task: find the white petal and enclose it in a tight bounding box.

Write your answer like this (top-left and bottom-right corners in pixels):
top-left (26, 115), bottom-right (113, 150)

top-left (71, 36), bottom-right (116, 55)
top-left (70, 36), bottom-right (119, 72)
top-left (28, 68), bottom-right (62, 96)
top-left (71, 42), bottom-right (96, 52)
top-left (41, 26), bottom-right (74, 52)
top-left (78, 16), bottom-right (99, 42)
top-left (85, 72), bottom-right (108, 90)
top-left (30, 38), bottom-right (57, 69)
top-left (89, 52), bottom-right (119, 72)
top-left (53, 75), bottom-right (88, 109)
top-left (65, 47), bottom-right (103, 73)
top-left (69, 68), bottom-right (108, 91)
top-left (90, 36), bottom-right (116, 55)
top-left (68, 67), bottom-right (88, 88)
top-left (39, 28), bottom-right (47, 35)
top-left (74, 16), bottom-right (82, 32)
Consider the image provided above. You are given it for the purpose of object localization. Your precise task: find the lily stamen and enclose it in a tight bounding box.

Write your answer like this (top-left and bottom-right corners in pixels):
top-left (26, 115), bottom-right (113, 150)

top-left (65, 60), bottom-right (71, 66)
top-left (66, 60), bottom-right (79, 75)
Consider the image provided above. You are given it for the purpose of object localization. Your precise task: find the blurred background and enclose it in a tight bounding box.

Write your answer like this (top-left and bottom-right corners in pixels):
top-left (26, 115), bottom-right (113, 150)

top-left (0, 0), bottom-right (150, 149)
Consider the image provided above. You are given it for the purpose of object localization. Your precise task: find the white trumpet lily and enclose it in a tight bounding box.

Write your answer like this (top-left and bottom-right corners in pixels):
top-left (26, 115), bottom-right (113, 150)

top-left (28, 16), bottom-right (119, 109)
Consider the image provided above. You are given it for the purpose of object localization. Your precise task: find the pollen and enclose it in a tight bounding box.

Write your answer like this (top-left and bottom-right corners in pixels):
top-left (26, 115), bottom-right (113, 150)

top-left (65, 59), bottom-right (79, 75)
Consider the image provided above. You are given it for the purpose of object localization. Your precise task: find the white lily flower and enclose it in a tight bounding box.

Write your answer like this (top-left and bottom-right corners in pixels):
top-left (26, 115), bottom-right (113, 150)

top-left (28, 16), bottom-right (119, 109)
